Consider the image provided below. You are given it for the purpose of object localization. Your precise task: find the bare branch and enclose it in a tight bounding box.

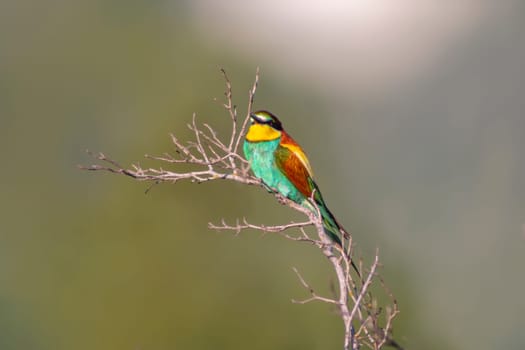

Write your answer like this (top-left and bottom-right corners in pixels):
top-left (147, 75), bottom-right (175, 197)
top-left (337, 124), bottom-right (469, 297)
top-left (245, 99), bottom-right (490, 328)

top-left (80, 69), bottom-right (401, 350)
top-left (292, 267), bottom-right (340, 305)
top-left (233, 67), bottom-right (259, 157)
top-left (349, 251), bottom-right (379, 322)
top-left (209, 218), bottom-right (313, 233)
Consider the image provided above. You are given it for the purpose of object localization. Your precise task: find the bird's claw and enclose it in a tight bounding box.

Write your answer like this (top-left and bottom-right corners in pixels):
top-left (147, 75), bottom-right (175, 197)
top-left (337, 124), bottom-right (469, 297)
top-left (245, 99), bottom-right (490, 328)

top-left (275, 193), bottom-right (288, 205)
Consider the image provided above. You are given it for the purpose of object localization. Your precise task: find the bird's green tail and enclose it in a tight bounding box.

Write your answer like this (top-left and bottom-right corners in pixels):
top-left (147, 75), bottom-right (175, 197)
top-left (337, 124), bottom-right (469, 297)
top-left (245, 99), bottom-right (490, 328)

top-left (307, 181), bottom-right (360, 276)
top-left (307, 180), bottom-right (347, 246)
top-left (318, 200), bottom-right (344, 246)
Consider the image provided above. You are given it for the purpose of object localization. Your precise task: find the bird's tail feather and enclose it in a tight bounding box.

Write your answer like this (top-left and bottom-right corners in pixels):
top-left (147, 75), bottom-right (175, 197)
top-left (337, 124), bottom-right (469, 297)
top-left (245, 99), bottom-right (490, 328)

top-left (309, 186), bottom-right (361, 277)
top-left (318, 202), bottom-right (349, 247)
top-left (318, 203), bottom-right (361, 277)
top-left (309, 181), bottom-right (348, 244)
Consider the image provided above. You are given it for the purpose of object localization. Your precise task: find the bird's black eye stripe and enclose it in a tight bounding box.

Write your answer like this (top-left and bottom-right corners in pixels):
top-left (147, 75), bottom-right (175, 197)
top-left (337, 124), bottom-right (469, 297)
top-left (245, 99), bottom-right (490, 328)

top-left (270, 119), bottom-right (282, 131)
top-left (256, 118), bottom-right (280, 130)
top-left (251, 112), bottom-right (283, 131)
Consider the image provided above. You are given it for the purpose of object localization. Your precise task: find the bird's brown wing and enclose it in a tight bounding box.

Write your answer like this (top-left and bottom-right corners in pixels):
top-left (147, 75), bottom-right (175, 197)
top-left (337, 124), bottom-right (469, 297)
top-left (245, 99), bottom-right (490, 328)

top-left (274, 132), bottom-right (314, 198)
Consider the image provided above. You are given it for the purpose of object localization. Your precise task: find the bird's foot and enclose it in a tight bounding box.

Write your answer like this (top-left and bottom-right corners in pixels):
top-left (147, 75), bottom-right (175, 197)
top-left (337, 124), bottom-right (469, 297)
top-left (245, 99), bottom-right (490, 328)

top-left (261, 182), bottom-right (274, 193)
top-left (275, 193), bottom-right (288, 205)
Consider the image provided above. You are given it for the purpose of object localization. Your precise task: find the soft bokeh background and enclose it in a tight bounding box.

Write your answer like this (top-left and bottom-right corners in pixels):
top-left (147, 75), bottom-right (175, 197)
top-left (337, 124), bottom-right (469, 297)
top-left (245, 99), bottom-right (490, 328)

top-left (2, 1), bottom-right (524, 349)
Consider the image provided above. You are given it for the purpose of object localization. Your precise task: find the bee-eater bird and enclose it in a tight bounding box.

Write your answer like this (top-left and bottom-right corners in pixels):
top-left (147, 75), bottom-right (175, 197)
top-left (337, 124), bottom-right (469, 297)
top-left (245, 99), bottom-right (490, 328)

top-left (243, 110), bottom-right (350, 248)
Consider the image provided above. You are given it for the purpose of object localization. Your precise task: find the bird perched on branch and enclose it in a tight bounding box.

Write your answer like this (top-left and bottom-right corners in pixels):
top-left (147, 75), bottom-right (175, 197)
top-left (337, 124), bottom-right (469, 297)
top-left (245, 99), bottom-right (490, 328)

top-left (243, 110), bottom-right (352, 251)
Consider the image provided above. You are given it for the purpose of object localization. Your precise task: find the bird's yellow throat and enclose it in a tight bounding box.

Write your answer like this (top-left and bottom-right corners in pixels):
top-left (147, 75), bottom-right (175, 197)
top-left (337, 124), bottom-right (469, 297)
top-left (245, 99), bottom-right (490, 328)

top-left (245, 124), bottom-right (281, 142)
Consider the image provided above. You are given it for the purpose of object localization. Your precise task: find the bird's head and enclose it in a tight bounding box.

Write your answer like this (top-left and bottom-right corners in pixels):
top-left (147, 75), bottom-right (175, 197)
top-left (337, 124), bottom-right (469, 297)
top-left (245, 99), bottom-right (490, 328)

top-left (245, 110), bottom-right (283, 142)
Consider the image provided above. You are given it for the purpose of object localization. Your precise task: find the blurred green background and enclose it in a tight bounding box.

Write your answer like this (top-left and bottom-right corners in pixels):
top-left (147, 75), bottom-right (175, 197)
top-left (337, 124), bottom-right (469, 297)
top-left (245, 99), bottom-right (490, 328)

top-left (1, 1), bottom-right (524, 349)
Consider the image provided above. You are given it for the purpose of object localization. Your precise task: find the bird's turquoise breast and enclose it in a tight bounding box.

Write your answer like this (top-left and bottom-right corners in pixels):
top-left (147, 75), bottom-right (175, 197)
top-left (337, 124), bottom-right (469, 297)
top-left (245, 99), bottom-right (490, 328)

top-left (243, 139), bottom-right (305, 203)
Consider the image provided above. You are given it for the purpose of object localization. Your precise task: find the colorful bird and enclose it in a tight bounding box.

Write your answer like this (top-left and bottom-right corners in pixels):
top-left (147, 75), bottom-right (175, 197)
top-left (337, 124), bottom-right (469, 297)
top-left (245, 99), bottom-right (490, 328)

top-left (243, 110), bottom-right (350, 249)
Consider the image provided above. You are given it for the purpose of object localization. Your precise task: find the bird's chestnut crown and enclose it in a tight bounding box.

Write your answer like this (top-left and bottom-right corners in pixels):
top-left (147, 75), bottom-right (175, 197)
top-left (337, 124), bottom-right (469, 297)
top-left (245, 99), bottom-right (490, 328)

top-left (250, 110), bottom-right (283, 131)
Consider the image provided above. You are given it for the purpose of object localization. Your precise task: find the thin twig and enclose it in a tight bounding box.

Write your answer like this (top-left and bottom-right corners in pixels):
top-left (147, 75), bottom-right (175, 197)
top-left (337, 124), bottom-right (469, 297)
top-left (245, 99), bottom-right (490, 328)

top-left (292, 267), bottom-right (340, 305)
